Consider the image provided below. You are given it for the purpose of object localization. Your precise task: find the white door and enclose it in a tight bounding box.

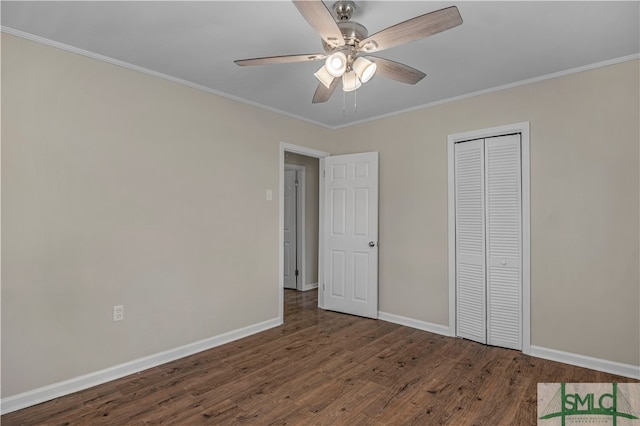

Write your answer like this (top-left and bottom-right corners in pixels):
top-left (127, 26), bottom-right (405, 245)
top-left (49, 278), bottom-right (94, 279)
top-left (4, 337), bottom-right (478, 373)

top-left (454, 139), bottom-right (487, 344)
top-left (283, 169), bottom-right (297, 290)
top-left (454, 135), bottom-right (522, 350)
top-left (323, 152), bottom-right (379, 318)
top-left (485, 134), bottom-right (522, 350)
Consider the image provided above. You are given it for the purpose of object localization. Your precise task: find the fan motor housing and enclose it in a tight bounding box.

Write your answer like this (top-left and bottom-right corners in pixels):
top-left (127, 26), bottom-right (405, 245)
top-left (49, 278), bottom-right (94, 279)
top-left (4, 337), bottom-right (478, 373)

top-left (322, 21), bottom-right (368, 52)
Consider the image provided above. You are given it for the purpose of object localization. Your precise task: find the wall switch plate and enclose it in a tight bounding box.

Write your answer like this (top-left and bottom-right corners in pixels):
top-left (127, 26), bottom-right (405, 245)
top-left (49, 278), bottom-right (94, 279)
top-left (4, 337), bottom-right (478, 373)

top-left (113, 305), bottom-right (124, 321)
top-left (266, 189), bottom-right (273, 201)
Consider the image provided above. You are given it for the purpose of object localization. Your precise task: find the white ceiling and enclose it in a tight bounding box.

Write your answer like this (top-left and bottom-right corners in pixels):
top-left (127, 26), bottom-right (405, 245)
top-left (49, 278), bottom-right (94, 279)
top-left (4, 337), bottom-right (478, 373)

top-left (2, 1), bottom-right (639, 128)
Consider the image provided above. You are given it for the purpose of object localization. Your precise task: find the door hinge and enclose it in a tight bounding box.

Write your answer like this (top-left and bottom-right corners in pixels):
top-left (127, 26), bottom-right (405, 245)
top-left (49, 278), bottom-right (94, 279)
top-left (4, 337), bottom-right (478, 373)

top-left (295, 269), bottom-right (299, 276)
top-left (295, 180), bottom-right (299, 186)
top-left (323, 170), bottom-right (326, 178)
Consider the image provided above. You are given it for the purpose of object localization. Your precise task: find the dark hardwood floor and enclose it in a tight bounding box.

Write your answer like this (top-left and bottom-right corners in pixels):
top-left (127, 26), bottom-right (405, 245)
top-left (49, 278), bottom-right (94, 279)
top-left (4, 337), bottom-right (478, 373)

top-left (2, 289), bottom-right (636, 425)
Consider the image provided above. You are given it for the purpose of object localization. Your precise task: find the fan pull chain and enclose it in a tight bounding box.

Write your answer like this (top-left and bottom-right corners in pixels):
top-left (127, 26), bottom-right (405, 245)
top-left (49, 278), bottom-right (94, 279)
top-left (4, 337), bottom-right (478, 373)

top-left (348, 86), bottom-right (358, 114)
top-left (341, 84), bottom-right (359, 117)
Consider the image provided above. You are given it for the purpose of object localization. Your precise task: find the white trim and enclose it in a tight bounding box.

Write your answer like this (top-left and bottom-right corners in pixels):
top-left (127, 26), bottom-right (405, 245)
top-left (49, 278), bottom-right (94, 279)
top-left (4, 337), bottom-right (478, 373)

top-left (447, 136), bottom-right (457, 337)
top-left (281, 143), bottom-right (329, 159)
top-left (4, 26), bottom-right (637, 131)
top-left (284, 163), bottom-right (306, 291)
top-left (279, 143), bottom-right (329, 316)
top-left (301, 282), bottom-right (318, 292)
top-left (1, 317), bottom-right (281, 415)
top-left (521, 125), bottom-right (531, 355)
top-left (318, 157), bottom-right (326, 309)
top-left (529, 346), bottom-right (640, 380)
top-left (447, 122), bottom-right (531, 353)
top-left (378, 312), bottom-right (450, 337)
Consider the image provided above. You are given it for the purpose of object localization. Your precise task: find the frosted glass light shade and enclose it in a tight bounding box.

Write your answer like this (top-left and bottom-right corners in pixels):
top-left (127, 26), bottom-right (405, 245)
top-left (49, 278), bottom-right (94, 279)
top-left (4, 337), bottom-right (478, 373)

top-left (353, 57), bottom-right (377, 83)
top-left (314, 66), bottom-right (334, 88)
top-left (325, 52), bottom-right (347, 77)
top-left (342, 71), bottom-right (362, 92)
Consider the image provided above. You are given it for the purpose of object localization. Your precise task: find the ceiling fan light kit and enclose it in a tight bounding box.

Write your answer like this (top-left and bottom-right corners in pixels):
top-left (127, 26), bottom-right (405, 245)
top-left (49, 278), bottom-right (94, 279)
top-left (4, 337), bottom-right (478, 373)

top-left (235, 1), bottom-right (463, 104)
top-left (314, 66), bottom-right (335, 89)
top-left (353, 57), bottom-right (376, 83)
top-left (325, 51), bottom-right (348, 77)
top-left (315, 51), bottom-right (376, 90)
top-left (342, 70), bottom-right (362, 92)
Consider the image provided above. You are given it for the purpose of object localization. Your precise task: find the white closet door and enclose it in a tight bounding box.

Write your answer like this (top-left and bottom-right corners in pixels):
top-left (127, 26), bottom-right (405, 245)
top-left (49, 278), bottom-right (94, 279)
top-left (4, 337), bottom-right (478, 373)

top-left (485, 134), bottom-right (522, 350)
top-left (454, 139), bottom-right (487, 344)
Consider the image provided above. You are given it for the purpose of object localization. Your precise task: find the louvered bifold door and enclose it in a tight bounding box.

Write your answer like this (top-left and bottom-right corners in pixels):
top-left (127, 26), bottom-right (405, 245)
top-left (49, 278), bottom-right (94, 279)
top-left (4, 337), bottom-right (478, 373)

top-left (485, 134), bottom-right (522, 350)
top-left (454, 139), bottom-right (487, 344)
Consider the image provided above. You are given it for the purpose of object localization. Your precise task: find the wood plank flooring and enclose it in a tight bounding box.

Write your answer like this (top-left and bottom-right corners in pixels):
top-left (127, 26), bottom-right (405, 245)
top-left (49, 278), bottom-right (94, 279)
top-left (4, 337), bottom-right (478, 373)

top-left (2, 289), bottom-right (637, 425)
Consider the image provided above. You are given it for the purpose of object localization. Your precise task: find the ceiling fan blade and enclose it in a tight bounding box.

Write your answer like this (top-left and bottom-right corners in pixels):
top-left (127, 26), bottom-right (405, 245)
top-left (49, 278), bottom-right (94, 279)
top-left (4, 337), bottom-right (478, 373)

top-left (359, 6), bottom-right (462, 53)
top-left (366, 56), bottom-right (426, 85)
top-left (235, 53), bottom-right (326, 66)
top-left (292, 0), bottom-right (345, 48)
top-left (312, 77), bottom-right (339, 103)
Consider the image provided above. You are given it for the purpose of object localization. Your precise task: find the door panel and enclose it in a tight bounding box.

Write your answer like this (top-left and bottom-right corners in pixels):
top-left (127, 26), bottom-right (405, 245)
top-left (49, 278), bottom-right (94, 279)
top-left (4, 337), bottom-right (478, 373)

top-left (354, 188), bottom-right (370, 236)
top-left (485, 134), bottom-right (522, 350)
top-left (353, 251), bottom-right (369, 301)
top-left (330, 250), bottom-right (346, 297)
top-left (454, 140), bottom-right (487, 344)
top-left (324, 152), bottom-right (378, 318)
top-left (331, 189), bottom-right (346, 235)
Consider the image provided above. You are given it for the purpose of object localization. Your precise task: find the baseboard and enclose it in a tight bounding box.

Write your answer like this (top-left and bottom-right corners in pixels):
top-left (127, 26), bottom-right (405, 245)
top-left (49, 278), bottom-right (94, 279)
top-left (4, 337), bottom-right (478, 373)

top-left (378, 311), bottom-right (451, 337)
top-left (529, 345), bottom-right (640, 380)
top-left (301, 282), bottom-right (318, 291)
top-left (1, 317), bottom-right (282, 414)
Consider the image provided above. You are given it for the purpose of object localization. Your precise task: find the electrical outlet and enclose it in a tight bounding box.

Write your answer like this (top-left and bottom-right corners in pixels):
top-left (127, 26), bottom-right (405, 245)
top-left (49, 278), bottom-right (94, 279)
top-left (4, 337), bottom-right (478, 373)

top-left (113, 305), bottom-right (124, 322)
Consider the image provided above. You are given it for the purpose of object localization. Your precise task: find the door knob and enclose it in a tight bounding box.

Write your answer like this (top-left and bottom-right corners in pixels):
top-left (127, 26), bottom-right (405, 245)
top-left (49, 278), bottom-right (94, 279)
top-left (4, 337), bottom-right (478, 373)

top-left (369, 241), bottom-right (376, 248)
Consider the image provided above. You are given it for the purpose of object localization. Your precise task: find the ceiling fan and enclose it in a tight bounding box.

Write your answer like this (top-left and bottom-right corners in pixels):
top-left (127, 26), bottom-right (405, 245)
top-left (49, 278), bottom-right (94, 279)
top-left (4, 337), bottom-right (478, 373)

top-left (234, 1), bottom-right (462, 103)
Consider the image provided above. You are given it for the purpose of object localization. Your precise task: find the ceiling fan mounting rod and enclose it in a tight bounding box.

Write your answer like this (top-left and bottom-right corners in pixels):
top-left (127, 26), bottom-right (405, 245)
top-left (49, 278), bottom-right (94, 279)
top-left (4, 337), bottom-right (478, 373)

top-left (333, 1), bottom-right (355, 21)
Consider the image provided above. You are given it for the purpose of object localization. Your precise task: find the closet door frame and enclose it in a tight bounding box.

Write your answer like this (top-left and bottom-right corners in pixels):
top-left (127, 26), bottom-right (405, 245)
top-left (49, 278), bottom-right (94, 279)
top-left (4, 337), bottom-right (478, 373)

top-left (447, 122), bottom-right (531, 355)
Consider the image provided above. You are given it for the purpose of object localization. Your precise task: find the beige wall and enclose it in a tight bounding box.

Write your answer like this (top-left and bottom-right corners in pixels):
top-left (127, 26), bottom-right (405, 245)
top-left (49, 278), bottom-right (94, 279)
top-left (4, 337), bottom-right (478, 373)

top-left (331, 60), bottom-right (640, 366)
top-left (1, 33), bottom-right (332, 397)
top-left (2, 31), bottom-right (639, 400)
top-left (284, 152), bottom-right (319, 286)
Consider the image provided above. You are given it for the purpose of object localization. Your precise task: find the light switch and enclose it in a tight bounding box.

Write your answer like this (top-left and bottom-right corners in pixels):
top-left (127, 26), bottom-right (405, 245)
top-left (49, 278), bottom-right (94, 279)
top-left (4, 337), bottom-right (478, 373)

top-left (266, 189), bottom-right (273, 201)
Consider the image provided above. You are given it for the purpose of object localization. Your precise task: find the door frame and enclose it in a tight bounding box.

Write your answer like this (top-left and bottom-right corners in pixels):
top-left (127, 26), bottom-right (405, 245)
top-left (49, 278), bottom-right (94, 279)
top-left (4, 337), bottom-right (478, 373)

top-left (447, 122), bottom-right (531, 354)
top-left (279, 142), bottom-right (330, 322)
top-left (284, 164), bottom-right (306, 291)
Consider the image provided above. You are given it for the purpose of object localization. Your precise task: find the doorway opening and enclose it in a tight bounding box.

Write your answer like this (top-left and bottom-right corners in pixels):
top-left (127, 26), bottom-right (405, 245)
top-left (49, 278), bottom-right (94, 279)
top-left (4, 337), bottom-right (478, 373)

top-left (285, 161), bottom-right (318, 291)
top-left (279, 143), bottom-right (329, 323)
